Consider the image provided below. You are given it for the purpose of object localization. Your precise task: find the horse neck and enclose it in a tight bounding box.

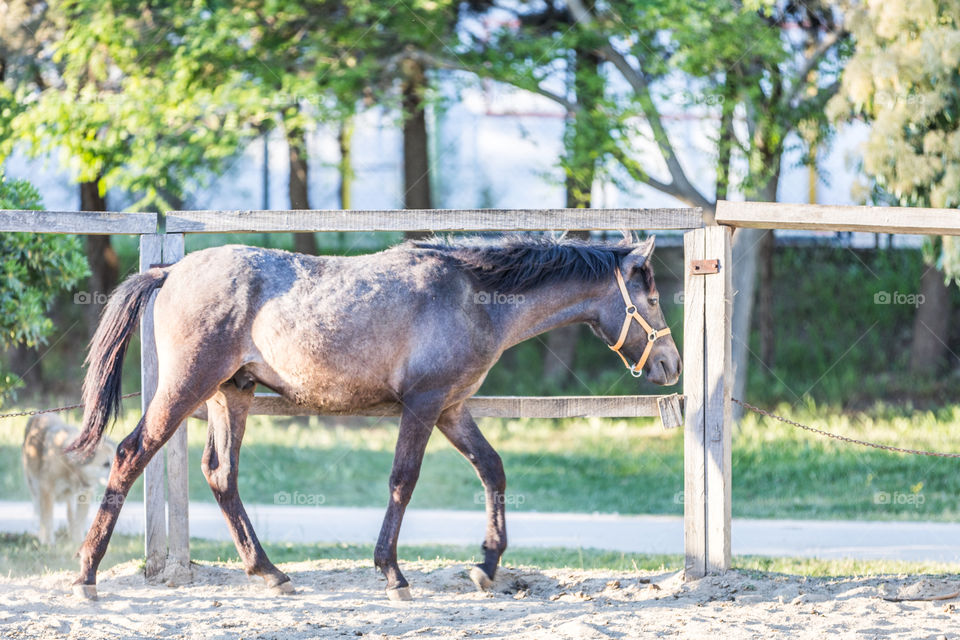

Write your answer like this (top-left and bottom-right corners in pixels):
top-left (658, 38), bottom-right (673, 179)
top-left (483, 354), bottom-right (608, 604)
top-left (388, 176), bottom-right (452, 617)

top-left (493, 278), bottom-right (608, 349)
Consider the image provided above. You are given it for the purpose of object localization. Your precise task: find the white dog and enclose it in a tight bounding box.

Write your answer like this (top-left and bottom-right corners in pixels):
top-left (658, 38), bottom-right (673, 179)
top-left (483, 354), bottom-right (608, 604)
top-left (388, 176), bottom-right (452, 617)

top-left (22, 414), bottom-right (114, 544)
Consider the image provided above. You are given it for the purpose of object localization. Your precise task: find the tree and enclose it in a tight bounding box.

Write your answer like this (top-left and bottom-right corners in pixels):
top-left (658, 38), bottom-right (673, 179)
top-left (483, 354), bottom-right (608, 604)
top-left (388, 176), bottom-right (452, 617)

top-left (828, 0), bottom-right (960, 375)
top-left (0, 173), bottom-right (88, 405)
top-left (455, 0), bottom-right (848, 402)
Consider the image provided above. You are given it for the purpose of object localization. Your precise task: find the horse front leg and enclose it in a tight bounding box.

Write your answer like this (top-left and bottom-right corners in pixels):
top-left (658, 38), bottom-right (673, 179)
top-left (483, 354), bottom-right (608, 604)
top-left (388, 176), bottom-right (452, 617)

top-left (437, 405), bottom-right (507, 590)
top-left (374, 394), bottom-right (443, 601)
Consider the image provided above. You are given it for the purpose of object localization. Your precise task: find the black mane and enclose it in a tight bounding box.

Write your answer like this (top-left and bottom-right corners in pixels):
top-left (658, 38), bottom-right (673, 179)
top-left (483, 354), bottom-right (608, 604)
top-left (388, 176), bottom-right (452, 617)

top-left (413, 236), bottom-right (638, 294)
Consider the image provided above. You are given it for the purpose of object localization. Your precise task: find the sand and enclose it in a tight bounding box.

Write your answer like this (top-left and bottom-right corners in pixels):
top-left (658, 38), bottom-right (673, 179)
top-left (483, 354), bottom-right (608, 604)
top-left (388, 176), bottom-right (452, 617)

top-left (1, 559), bottom-right (957, 639)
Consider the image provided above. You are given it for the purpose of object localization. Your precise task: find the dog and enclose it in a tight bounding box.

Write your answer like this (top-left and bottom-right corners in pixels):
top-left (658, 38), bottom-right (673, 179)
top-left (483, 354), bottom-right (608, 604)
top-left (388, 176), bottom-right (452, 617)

top-left (22, 414), bottom-right (114, 545)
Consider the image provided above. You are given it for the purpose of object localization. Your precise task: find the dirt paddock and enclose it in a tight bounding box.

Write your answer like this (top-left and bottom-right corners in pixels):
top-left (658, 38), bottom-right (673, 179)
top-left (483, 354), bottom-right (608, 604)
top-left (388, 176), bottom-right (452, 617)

top-left (0, 559), bottom-right (957, 639)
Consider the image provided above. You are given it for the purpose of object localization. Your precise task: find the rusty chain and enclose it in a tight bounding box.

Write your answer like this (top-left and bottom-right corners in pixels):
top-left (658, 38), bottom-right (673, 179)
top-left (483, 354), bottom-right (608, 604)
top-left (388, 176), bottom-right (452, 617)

top-left (733, 398), bottom-right (960, 458)
top-left (0, 392), bottom-right (141, 420)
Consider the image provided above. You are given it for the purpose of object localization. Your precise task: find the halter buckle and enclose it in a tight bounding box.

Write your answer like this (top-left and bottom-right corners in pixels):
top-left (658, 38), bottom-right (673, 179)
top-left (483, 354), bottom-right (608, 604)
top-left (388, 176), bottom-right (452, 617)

top-left (648, 330), bottom-right (659, 342)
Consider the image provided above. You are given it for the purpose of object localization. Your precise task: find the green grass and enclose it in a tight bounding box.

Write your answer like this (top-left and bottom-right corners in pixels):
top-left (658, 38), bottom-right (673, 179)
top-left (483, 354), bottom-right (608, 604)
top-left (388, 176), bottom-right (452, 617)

top-left (3, 533), bottom-right (956, 580)
top-left (3, 400), bottom-right (960, 521)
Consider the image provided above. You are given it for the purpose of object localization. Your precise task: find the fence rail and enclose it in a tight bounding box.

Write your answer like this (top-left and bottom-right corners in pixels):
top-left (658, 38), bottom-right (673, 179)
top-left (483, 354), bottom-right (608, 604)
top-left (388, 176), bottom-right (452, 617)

top-left (189, 393), bottom-right (678, 420)
top-left (0, 210), bottom-right (157, 234)
top-left (716, 200), bottom-right (960, 235)
top-left (165, 208), bottom-right (704, 233)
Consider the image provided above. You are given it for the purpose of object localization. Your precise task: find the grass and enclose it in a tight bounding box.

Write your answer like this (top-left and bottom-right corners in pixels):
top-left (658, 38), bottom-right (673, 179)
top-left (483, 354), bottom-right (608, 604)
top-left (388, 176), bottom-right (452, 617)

top-left (2, 533), bottom-right (956, 580)
top-left (2, 400), bottom-right (960, 521)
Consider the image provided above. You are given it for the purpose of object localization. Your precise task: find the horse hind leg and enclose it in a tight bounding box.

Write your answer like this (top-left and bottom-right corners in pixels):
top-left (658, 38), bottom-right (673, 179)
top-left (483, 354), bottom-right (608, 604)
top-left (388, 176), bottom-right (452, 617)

top-left (202, 376), bottom-right (293, 594)
top-left (74, 383), bottom-right (216, 599)
top-left (436, 405), bottom-right (507, 591)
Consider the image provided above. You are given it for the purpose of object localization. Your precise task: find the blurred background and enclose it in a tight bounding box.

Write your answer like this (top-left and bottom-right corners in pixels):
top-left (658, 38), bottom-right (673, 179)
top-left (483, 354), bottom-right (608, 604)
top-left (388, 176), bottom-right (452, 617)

top-left (2, 0), bottom-right (960, 561)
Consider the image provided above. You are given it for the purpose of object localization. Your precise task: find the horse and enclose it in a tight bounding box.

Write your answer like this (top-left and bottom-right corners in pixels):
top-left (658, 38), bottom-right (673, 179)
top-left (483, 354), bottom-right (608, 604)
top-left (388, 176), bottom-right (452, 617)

top-left (67, 234), bottom-right (681, 601)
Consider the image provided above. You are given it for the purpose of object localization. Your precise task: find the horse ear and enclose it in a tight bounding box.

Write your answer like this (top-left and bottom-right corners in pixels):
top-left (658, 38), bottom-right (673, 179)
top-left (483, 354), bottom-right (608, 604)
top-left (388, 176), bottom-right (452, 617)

top-left (621, 235), bottom-right (655, 276)
top-left (618, 229), bottom-right (640, 245)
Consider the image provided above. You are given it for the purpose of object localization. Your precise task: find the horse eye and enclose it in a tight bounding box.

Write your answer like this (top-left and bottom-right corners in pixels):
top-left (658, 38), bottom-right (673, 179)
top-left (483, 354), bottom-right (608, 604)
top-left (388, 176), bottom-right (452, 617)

top-left (648, 297), bottom-right (659, 306)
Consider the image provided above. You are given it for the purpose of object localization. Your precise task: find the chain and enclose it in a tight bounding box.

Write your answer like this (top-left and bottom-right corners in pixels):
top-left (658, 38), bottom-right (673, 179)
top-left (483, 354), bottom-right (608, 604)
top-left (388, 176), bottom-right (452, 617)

top-left (733, 398), bottom-right (960, 458)
top-left (0, 392), bottom-right (142, 420)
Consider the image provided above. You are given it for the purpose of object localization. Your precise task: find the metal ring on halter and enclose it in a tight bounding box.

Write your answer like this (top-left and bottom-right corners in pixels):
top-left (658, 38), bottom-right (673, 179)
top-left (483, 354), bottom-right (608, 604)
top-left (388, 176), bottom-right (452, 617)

top-left (630, 367), bottom-right (644, 378)
top-left (648, 331), bottom-right (659, 342)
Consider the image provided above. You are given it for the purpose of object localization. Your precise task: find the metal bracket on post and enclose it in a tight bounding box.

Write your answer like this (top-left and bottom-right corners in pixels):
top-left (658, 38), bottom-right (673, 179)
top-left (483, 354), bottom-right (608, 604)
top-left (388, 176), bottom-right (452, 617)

top-left (689, 259), bottom-right (720, 275)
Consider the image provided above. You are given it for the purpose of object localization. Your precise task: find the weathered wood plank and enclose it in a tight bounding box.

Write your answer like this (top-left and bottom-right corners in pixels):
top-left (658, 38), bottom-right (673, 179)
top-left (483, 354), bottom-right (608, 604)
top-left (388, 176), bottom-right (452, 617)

top-left (657, 394), bottom-right (684, 430)
top-left (716, 200), bottom-right (960, 235)
top-left (682, 228), bottom-right (707, 579)
top-left (139, 234), bottom-right (167, 579)
top-left (704, 225), bottom-right (733, 573)
top-left (161, 233), bottom-right (191, 583)
top-left (190, 394), bottom-right (670, 420)
top-left (0, 210), bottom-right (157, 234)
top-left (166, 208), bottom-right (704, 233)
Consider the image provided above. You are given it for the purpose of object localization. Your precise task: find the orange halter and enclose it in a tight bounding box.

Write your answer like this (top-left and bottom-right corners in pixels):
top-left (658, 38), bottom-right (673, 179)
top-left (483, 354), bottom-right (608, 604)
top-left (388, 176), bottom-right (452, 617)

top-left (608, 266), bottom-right (672, 378)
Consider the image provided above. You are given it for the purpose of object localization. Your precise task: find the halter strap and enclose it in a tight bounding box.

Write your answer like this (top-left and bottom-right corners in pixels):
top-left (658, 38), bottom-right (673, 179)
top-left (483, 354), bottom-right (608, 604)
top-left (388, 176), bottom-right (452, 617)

top-left (609, 266), bottom-right (672, 377)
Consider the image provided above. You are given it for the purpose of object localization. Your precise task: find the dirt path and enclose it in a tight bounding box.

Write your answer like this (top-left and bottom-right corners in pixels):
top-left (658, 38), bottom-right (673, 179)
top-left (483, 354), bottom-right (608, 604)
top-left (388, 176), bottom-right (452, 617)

top-left (1, 559), bottom-right (957, 639)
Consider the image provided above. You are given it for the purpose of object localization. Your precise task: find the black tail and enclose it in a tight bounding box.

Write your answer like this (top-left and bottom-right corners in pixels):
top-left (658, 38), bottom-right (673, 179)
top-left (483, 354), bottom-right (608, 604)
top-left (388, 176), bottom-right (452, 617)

top-left (67, 269), bottom-right (169, 458)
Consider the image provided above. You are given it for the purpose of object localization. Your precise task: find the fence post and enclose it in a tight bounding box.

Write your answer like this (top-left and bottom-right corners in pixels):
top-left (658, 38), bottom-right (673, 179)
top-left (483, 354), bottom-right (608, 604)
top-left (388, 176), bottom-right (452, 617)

top-left (703, 224), bottom-right (732, 573)
top-left (161, 233), bottom-right (191, 582)
top-left (683, 228), bottom-right (707, 578)
top-left (682, 224), bottom-right (733, 578)
top-left (139, 234), bottom-right (166, 578)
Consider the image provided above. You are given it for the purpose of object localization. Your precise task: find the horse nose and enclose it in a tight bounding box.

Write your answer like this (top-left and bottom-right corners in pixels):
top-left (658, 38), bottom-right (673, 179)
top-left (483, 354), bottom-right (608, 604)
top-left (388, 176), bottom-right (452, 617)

top-left (650, 352), bottom-right (681, 385)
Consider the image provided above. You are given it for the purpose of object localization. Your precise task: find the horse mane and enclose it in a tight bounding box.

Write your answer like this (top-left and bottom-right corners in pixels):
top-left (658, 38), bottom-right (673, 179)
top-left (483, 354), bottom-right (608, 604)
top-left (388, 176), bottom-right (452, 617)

top-left (412, 236), bottom-right (643, 294)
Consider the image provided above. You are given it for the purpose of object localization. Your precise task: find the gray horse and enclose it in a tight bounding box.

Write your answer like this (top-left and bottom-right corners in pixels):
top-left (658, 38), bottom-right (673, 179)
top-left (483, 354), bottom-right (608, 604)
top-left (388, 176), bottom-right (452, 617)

top-left (68, 234), bottom-right (680, 600)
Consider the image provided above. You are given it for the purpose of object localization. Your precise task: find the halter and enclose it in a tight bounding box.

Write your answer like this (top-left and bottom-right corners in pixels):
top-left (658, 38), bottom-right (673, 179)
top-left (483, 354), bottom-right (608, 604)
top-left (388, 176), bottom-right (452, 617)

top-left (608, 266), bottom-right (672, 377)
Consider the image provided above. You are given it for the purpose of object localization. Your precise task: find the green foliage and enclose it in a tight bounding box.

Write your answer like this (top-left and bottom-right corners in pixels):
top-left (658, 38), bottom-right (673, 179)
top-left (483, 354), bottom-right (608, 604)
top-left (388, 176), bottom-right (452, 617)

top-left (0, 174), bottom-right (89, 404)
top-left (830, 1), bottom-right (960, 281)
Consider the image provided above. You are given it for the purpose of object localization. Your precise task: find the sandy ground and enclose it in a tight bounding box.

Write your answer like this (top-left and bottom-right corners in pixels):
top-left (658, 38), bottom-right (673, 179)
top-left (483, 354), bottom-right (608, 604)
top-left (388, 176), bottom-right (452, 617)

top-left (0, 560), bottom-right (958, 639)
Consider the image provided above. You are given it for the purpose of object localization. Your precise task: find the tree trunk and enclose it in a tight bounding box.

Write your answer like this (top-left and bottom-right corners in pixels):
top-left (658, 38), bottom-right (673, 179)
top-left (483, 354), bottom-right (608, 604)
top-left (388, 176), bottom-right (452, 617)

top-left (81, 180), bottom-right (118, 338)
top-left (757, 229), bottom-right (775, 367)
top-left (909, 261), bottom-right (952, 375)
top-left (543, 49), bottom-right (602, 385)
top-left (338, 117), bottom-right (354, 210)
top-left (401, 58), bottom-right (432, 241)
top-left (730, 176), bottom-right (778, 408)
top-left (287, 124), bottom-right (317, 255)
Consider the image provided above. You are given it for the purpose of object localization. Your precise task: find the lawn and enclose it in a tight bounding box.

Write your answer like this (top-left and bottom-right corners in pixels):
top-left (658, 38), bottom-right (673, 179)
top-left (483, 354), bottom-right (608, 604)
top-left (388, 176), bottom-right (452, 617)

top-left (2, 399), bottom-right (959, 521)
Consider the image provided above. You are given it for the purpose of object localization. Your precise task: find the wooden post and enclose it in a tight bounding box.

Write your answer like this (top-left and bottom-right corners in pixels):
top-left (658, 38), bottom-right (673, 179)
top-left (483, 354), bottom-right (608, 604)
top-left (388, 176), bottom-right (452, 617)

top-left (704, 224), bottom-right (732, 573)
top-left (682, 228), bottom-right (707, 579)
top-left (139, 234), bottom-right (167, 579)
top-left (682, 224), bottom-right (733, 578)
top-left (161, 233), bottom-right (191, 582)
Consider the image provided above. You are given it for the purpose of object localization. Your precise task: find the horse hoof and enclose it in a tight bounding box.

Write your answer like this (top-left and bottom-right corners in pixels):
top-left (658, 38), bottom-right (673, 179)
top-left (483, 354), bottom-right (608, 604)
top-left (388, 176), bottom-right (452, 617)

top-left (268, 579), bottom-right (295, 595)
top-left (469, 566), bottom-right (493, 591)
top-left (386, 586), bottom-right (412, 601)
top-left (73, 584), bottom-right (98, 601)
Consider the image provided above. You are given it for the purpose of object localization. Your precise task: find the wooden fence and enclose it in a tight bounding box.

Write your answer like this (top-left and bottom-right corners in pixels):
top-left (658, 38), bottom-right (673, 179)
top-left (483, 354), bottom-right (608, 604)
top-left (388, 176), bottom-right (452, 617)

top-left (8, 199), bottom-right (946, 581)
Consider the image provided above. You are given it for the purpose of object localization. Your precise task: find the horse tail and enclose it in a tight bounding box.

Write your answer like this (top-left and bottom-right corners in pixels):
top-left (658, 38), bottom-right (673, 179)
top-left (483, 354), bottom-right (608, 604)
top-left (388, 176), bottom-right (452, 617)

top-left (67, 268), bottom-right (169, 458)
